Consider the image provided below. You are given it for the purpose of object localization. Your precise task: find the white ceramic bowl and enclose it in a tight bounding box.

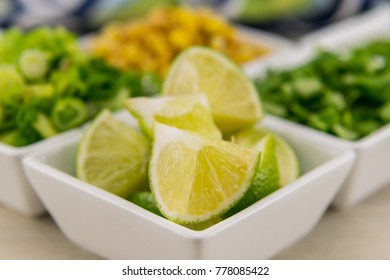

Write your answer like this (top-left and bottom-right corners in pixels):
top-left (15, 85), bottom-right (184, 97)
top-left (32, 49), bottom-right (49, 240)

top-left (248, 5), bottom-right (390, 208)
top-left (23, 114), bottom-right (354, 259)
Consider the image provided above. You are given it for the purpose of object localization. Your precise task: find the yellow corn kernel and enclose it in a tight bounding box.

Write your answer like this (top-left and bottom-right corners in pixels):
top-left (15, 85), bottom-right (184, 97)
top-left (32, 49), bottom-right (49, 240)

top-left (169, 28), bottom-right (194, 49)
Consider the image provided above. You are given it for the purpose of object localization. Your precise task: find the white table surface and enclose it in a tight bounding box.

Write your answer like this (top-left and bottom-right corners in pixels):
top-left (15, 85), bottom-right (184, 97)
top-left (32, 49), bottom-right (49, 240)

top-left (1, 183), bottom-right (390, 260)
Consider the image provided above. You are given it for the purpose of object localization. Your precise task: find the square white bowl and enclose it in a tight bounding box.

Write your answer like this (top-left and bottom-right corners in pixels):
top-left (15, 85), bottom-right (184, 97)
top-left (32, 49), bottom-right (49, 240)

top-left (247, 5), bottom-right (390, 208)
top-left (22, 114), bottom-right (354, 259)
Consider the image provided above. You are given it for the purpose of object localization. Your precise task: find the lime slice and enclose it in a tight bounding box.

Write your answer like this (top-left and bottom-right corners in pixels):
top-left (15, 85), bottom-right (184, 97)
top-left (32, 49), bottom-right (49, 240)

top-left (77, 109), bottom-right (150, 198)
top-left (127, 191), bottom-right (163, 217)
top-left (149, 123), bottom-right (260, 224)
top-left (162, 47), bottom-right (262, 133)
top-left (233, 126), bottom-right (300, 186)
top-left (223, 135), bottom-right (280, 218)
top-left (124, 94), bottom-right (221, 139)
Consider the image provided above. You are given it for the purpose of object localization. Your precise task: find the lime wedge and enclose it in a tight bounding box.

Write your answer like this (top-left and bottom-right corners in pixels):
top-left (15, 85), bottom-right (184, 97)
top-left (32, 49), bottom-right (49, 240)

top-left (162, 47), bottom-right (262, 133)
top-left (124, 94), bottom-right (221, 139)
top-left (149, 123), bottom-right (260, 224)
top-left (77, 109), bottom-right (150, 198)
top-left (223, 134), bottom-right (280, 218)
top-left (233, 126), bottom-right (300, 186)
